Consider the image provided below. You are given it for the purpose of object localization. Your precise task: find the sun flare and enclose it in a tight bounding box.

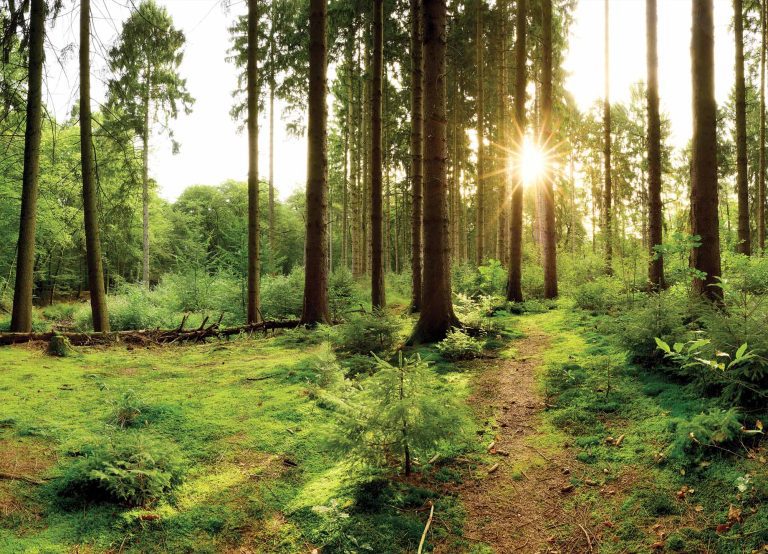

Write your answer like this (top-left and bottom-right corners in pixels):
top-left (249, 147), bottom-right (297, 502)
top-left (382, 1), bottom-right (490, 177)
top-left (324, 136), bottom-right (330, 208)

top-left (518, 136), bottom-right (548, 187)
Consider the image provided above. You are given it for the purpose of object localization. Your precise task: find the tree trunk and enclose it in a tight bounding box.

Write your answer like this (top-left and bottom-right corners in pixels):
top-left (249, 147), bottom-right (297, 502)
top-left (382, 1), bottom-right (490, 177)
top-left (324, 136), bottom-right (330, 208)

top-left (602, 0), bottom-right (613, 275)
top-left (410, 0), bottom-right (424, 312)
top-left (247, 0), bottom-right (262, 324)
top-left (541, 0), bottom-right (557, 299)
top-left (371, 0), bottom-right (385, 310)
top-left (141, 82), bottom-right (151, 288)
top-left (410, 0), bottom-right (459, 344)
top-left (475, 0), bottom-right (485, 265)
top-left (268, 41), bottom-right (276, 266)
top-left (301, 0), bottom-right (330, 324)
top-left (10, 0), bottom-right (44, 332)
top-left (760, 0), bottom-right (766, 252)
top-left (80, 0), bottom-right (110, 332)
top-left (690, 0), bottom-right (722, 302)
top-left (647, 0), bottom-right (665, 287)
top-left (506, 0), bottom-right (526, 303)
top-left (733, 0), bottom-right (750, 256)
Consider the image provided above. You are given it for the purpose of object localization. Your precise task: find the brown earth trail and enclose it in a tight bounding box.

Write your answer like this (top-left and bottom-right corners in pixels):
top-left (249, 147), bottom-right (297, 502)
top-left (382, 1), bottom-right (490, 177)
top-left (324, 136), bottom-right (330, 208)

top-left (439, 323), bottom-right (595, 553)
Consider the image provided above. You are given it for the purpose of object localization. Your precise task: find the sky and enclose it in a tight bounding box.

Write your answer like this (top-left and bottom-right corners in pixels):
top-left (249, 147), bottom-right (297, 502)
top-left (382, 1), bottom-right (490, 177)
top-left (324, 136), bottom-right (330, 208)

top-left (43, 0), bottom-right (737, 202)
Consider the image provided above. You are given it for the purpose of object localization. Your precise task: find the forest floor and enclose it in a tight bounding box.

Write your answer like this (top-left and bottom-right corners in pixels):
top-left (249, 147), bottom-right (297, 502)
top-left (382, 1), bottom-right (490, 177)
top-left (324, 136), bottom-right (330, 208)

top-left (0, 306), bottom-right (766, 553)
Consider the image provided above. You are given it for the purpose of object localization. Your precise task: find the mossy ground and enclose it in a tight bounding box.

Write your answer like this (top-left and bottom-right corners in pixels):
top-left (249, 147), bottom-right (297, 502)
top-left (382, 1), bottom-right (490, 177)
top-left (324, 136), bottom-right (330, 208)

top-left (0, 302), bottom-right (765, 553)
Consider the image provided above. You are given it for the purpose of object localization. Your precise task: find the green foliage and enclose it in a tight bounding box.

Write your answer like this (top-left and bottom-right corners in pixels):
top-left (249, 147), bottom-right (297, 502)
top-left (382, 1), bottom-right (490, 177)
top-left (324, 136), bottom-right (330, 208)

top-left (436, 328), bottom-right (483, 361)
top-left (260, 267), bottom-right (305, 320)
top-left (668, 408), bottom-right (744, 464)
top-left (330, 353), bottom-right (471, 474)
top-left (329, 267), bottom-right (360, 320)
top-left (56, 433), bottom-right (186, 507)
top-left (573, 276), bottom-right (624, 314)
top-left (108, 390), bottom-right (150, 429)
top-left (333, 312), bottom-right (402, 356)
top-left (310, 344), bottom-right (344, 389)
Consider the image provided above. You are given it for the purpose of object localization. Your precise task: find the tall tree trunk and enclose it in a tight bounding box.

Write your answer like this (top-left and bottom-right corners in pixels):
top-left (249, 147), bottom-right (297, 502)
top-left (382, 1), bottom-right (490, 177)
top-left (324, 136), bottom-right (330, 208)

top-left (10, 0), bottom-right (44, 332)
top-left (142, 84), bottom-right (151, 287)
top-left (760, 0), bottom-right (766, 252)
top-left (541, 0), bottom-right (557, 298)
top-left (647, 0), bottom-right (665, 287)
top-left (498, 0), bottom-right (509, 267)
top-left (410, 0), bottom-right (459, 344)
top-left (410, 0), bottom-right (424, 312)
top-left (602, 0), bottom-right (613, 275)
top-left (506, 0), bottom-right (526, 303)
top-left (269, 6), bottom-right (276, 264)
top-left (301, 0), bottom-right (330, 324)
top-left (475, 0), bottom-right (485, 265)
top-left (734, 0), bottom-right (750, 256)
top-left (80, 0), bottom-right (110, 332)
top-left (342, 36), bottom-right (352, 269)
top-left (247, 0), bottom-right (261, 324)
top-left (690, 0), bottom-right (722, 301)
top-left (371, 0), bottom-right (385, 309)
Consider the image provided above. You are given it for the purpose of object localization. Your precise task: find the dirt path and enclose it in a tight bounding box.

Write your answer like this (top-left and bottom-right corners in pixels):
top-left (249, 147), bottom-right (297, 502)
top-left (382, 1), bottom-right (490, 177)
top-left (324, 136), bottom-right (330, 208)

top-left (442, 322), bottom-right (590, 553)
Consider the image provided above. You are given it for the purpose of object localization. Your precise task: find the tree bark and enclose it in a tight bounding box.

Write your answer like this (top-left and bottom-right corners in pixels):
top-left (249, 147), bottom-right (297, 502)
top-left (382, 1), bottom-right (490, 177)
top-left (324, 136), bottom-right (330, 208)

top-left (269, 9), bottom-right (276, 266)
top-left (410, 0), bottom-right (459, 344)
top-left (647, 0), bottom-right (665, 287)
top-left (733, 0), bottom-right (750, 256)
top-left (541, 0), bottom-right (557, 299)
top-left (602, 0), bottom-right (613, 275)
top-left (690, 0), bottom-right (722, 302)
top-left (247, 0), bottom-right (262, 324)
top-left (506, 0), bottom-right (526, 303)
top-left (80, 0), bottom-right (110, 332)
top-left (141, 79), bottom-right (151, 287)
top-left (10, 0), bottom-right (44, 332)
top-left (410, 0), bottom-right (424, 312)
top-left (760, 0), bottom-right (766, 252)
top-left (475, 0), bottom-right (485, 265)
top-left (371, 0), bottom-right (385, 310)
top-left (301, 0), bottom-right (330, 324)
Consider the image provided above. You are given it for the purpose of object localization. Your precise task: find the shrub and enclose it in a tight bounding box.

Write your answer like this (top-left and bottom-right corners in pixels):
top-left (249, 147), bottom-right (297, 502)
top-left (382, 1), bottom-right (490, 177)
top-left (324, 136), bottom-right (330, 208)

top-left (57, 433), bottom-right (186, 507)
top-left (311, 344), bottom-right (344, 388)
top-left (436, 329), bottom-right (483, 361)
top-left (109, 390), bottom-right (150, 429)
top-left (333, 312), bottom-right (401, 355)
top-left (329, 267), bottom-right (359, 320)
top-left (668, 408), bottom-right (744, 464)
top-left (261, 267), bottom-right (305, 320)
top-left (573, 276), bottom-right (624, 314)
top-left (330, 353), bottom-right (471, 475)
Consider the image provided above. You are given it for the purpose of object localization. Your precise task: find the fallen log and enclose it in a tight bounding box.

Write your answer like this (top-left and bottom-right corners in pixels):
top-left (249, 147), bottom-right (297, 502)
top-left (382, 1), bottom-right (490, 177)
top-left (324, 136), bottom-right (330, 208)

top-left (0, 319), bottom-right (303, 347)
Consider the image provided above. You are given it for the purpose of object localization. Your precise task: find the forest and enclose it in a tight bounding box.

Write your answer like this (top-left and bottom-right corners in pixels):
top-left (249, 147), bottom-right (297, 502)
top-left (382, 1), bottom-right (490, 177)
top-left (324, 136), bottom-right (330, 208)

top-left (0, 0), bottom-right (767, 552)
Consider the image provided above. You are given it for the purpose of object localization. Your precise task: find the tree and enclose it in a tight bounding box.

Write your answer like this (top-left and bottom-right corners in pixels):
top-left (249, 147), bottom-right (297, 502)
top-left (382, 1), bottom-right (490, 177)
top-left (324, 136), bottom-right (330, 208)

top-left (371, 0), bottom-right (385, 310)
top-left (475, 0), bottom-right (485, 265)
top-left (409, 0), bottom-right (423, 313)
top-left (760, 0), bottom-right (766, 252)
top-left (647, 0), bottom-right (665, 287)
top-left (541, 0), bottom-right (557, 299)
top-left (80, 0), bottom-right (109, 331)
top-left (106, 0), bottom-right (193, 287)
top-left (506, 0), bottom-right (526, 303)
top-left (733, 0), bottom-right (750, 256)
top-left (301, 0), bottom-right (330, 325)
top-left (690, 0), bottom-right (722, 301)
top-left (247, 0), bottom-right (262, 324)
top-left (603, 0), bottom-right (613, 275)
top-left (10, 0), bottom-right (44, 332)
top-left (409, 0), bottom-right (459, 344)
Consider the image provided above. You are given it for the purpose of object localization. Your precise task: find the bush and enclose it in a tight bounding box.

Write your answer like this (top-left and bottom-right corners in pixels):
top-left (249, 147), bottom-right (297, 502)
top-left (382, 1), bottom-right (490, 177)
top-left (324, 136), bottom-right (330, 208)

top-left (57, 433), bottom-right (186, 507)
top-left (333, 312), bottom-right (402, 355)
top-left (616, 289), bottom-right (689, 366)
top-left (329, 267), bottom-right (359, 320)
top-left (573, 276), bottom-right (625, 314)
top-left (668, 408), bottom-right (743, 464)
top-left (261, 267), bottom-right (304, 320)
top-left (109, 390), bottom-right (150, 429)
top-left (311, 344), bottom-right (344, 388)
top-left (330, 353), bottom-right (471, 475)
top-left (436, 329), bottom-right (483, 361)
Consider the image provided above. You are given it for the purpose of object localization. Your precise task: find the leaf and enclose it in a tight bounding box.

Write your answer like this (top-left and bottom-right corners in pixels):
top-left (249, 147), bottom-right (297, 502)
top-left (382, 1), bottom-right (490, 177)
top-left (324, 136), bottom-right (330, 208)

top-left (735, 343), bottom-right (748, 359)
top-left (655, 338), bottom-right (671, 353)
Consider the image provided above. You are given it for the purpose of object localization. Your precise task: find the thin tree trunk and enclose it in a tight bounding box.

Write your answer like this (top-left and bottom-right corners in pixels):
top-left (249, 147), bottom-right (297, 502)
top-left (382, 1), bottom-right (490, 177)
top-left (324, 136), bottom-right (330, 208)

top-left (603, 0), bottom-right (613, 275)
top-left (410, 0), bottom-right (424, 312)
top-left (760, 0), bottom-right (766, 252)
top-left (734, 0), bottom-right (750, 256)
top-left (80, 0), bottom-right (110, 331)
top-left (269, 6), bottom-right (276, 264)
top-left (301, 0), bottom-right (330, 324)
top-left (410, 0), bottom-right (459, 344)
top-left (690, 0), bottom-right (722, 302)
top-left (247, 0), bottom-right (261, 324)
top-left (475, 0), bottom-right (485, 265)
top-left (506, 0), bottom-right (526, 303)
top-left (541, 0), bottom-right (557, 298)
top-left (142, 85), bottom-right (151, 287)
top-left (647, 0), bottom-right (665, 287)
top-left (371, 0), bottom-right (385, 309)
top-left (10, 0), bottom-right (44, 332)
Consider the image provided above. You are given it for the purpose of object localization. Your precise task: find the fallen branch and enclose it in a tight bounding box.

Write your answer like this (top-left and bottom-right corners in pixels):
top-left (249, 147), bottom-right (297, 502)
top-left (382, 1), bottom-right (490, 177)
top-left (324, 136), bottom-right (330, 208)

top-left (0, 319), bottom-right (303, 347)
top-left (417, 501), bottom-right (434, 554)
top-left (0, 471), bottom-right (46, 485)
